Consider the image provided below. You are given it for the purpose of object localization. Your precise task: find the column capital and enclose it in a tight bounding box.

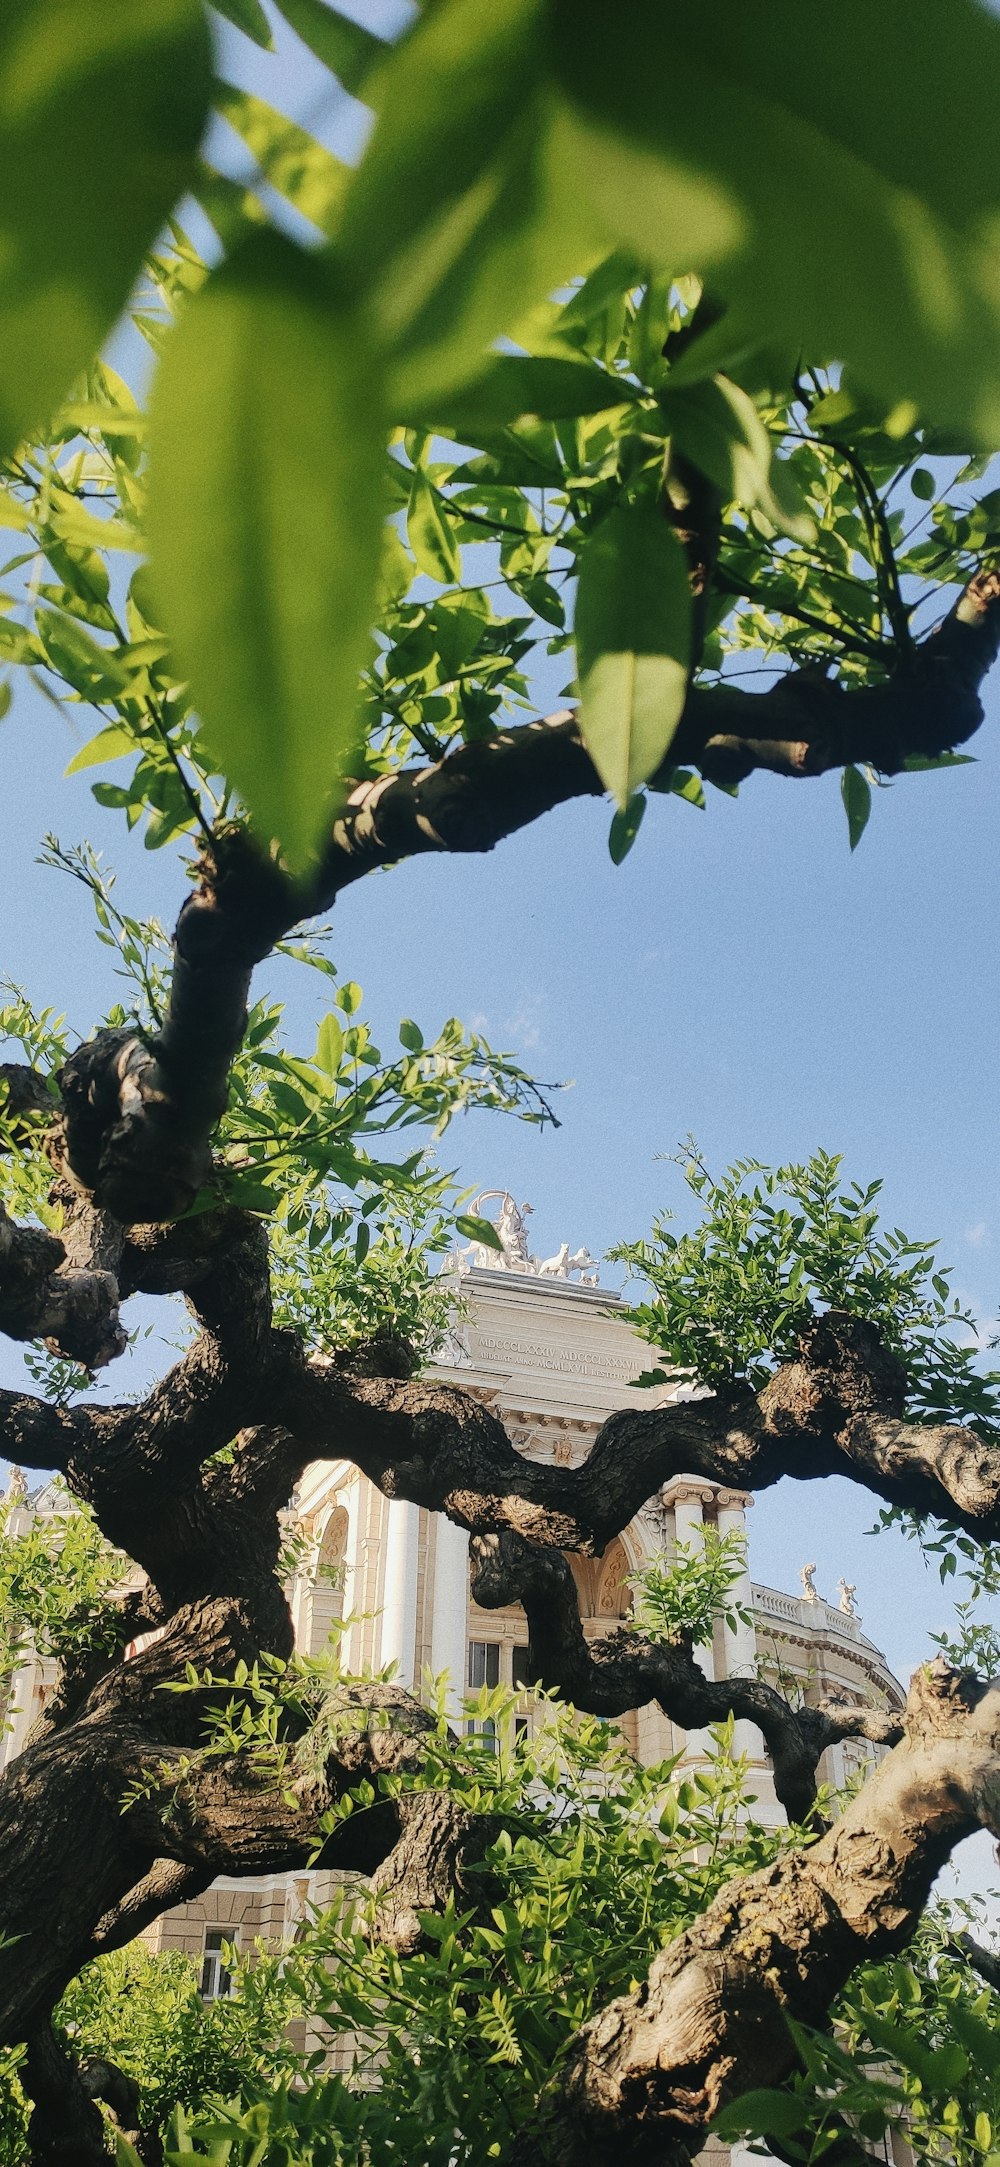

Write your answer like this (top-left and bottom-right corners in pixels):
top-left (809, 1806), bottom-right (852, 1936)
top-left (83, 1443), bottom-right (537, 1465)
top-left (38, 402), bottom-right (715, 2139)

top-left (715, 1488), bottom-right (755, 1513)
top-left (660, 1476), bottom-right (717, 1508)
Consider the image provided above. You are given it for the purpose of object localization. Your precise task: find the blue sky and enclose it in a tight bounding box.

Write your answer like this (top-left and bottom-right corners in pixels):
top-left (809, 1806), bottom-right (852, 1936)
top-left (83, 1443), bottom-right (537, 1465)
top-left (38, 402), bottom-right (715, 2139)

top-left (2, 1), bottom-right (1000, 1798)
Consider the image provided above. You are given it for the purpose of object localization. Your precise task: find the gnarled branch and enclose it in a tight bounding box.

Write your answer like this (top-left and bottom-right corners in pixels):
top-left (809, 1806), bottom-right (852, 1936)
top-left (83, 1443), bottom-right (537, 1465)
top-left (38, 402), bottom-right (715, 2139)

top-left (534, 1659), bottom-right (1000, 2167)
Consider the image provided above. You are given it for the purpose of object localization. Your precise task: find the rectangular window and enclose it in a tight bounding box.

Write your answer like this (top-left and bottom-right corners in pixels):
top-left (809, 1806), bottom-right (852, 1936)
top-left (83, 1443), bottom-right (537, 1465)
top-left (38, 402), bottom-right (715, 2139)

top-left (468, 1640), bottom-right (500, 1690)
top-left (200, 1929), bottom-right (234, 2001)
top-left (511, 1645), bottom-right (533, 1691)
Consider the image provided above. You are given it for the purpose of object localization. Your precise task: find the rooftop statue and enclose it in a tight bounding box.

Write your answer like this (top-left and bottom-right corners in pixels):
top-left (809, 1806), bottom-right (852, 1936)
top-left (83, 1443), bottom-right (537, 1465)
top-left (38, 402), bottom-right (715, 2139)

top-left (461, 1191), bottom-right (600, 1284)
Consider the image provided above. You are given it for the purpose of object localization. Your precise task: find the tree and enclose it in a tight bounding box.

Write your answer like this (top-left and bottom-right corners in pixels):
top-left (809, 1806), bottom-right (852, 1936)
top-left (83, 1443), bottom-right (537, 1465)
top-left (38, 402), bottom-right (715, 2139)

top-left (4, 0), bottom-right (1000, 2159)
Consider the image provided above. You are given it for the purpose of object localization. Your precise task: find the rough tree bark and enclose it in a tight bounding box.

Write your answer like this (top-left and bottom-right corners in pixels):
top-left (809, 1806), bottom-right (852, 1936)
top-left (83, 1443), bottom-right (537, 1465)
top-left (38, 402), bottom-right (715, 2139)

top-left (2, 570), bottom-right (1000, 2155)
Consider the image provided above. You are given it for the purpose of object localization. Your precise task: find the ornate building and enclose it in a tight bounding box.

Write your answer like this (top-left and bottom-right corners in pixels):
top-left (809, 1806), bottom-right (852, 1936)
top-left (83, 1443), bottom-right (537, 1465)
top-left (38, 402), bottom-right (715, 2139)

top-left (0, 1195), bottom-right (904, 1990)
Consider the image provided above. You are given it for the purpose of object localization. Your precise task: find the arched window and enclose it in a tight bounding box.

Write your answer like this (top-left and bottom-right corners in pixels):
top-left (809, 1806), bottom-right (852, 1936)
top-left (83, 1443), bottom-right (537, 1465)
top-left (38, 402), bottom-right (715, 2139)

top-left (308, 1505), bottom-right (348, 1654)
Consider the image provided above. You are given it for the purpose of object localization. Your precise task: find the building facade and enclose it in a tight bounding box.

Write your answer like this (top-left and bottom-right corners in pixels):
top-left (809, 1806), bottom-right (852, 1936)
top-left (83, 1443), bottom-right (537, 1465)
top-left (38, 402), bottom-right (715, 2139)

top-left (0, 1199), bottom-right (905, 1990)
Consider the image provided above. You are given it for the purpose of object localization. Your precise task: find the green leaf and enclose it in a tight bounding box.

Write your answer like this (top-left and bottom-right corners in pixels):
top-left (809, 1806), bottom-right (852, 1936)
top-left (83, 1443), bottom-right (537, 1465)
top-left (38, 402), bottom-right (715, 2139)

top-left (315, 1013), bottom-right (344, 1076)
top-left (863, 2010), bottom-right (969, 2092)
top-left (574, 502), bottom-right (692, 806)
top-left (0, 683), bottom-right (12, 723)
top-left (455, 1214), bottom-right (503, 1251)
top-left (354, 1218), bottom-right (371, 1263)
top-left (399, 1018), bottom-right (424, 1051)
top-left (911, 467), bottom-right (937, 499)
top-left (272, 0), bottom-right (387, 93)
top-left (37, 611), bottom-right (128, 699)
top-left (65, 723), bottom-right (136, 774)
top-left (0, 0), bottom-right (212, 456)
top-left (549, 0), bottom-right (1000, 440)
top-left (213, 82), bottom-right (347, 236)
top-left (211, 0), bottom-right (274, 47)
top-left (224, 1179), bottom-right (282, 1215)
top-left (148, 228), bottom-right (386, 871)
top-left (841, 763), bottom-right (872, 850)
top-left (608, 791), bottom-right (645, 864)
top-left (660, 375), bottom-right (814, 540)
top-left (404, 354), bottom-right (637, 435)
top-left (407, 470), bottom-right (461, 583)
top-left (949, 2004), bottom-right (1000, 2079)
top-left (901, 751), bottom-right (975, 771)
top-left (712, 2090), bottom-right (811, 2142)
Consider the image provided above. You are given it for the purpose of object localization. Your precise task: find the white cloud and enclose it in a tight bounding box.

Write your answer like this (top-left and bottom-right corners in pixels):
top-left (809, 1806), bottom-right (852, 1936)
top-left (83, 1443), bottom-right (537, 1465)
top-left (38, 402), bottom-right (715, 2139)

top-left (505, 1002), bottom-right (542, 1051)
top-left (965, 1220), bottom-right (989, 1248)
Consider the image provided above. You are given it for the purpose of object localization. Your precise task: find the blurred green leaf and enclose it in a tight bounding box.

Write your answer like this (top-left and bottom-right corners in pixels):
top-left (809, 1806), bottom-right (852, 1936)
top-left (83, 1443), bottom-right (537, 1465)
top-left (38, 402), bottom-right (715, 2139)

top-left (340, 0), bottom-right (598, 410)
top-left (405, 354), bottom-right (637, 435)
top-left (713, 2089), bottom-right (812, 2141)
top-left (211, 0), bottom-right (274, 47)
top-left (0, 0), bottom-right (211, 455)
top-left (550, 0), bottom-right (1000, 439)
top-left (148, 228), bottom-right (385, 870)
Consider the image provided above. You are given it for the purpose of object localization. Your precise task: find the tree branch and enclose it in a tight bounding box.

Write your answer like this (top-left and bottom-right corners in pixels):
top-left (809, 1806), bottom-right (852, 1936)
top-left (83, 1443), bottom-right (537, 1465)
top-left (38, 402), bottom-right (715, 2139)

top-left (469, 1530), bottom-right (902, 1824)
top-left (282, 1311), bottom-right (1000, 1552)
top-left (0, 1204), bottom-right (124, 1368)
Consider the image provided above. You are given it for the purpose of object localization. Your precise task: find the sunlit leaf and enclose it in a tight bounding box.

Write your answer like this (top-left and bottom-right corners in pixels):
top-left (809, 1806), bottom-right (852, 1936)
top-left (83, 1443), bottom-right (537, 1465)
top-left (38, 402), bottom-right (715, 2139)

top-left (407, 471), bottom-right (461, 583)
top-left (66, 723), bottom-right (136, 774)
top-left (213, 82), bottom-right (348, 236)
top-left (148, 228), bottom-right (385, 869)
top-left (575, 503), bottom-right (692, 806)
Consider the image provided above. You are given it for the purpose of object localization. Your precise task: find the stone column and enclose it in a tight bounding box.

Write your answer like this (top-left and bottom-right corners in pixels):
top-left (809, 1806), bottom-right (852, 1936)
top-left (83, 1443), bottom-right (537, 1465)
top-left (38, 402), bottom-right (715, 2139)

top-left (662, 1476), bottom-right (717, 1763)
top-left (429, 1515), bottom-right (470, 1719)
top-left (339, 1478), bottom-right (364, 1673)
top-left (715, 1488), bottom-right (764, 1764)
top-left (379, 1497), bottom-right (421, 1691)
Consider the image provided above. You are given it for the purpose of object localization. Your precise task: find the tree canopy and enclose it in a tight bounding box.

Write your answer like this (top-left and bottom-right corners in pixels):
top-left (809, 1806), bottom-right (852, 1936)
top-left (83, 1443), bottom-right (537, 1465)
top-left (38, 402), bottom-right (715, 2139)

top-left (3, 1), bottom-right (1000, 2162)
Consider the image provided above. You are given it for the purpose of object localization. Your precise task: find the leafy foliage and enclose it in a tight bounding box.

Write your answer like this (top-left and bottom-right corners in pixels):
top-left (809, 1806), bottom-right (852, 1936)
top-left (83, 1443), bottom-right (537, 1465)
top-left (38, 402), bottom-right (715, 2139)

top-left (0, 1493), bottom-right (125, 1724)
top-left (630, 1528), bottom-right (752, 1651)
top-left (613, 1147), bottom-right (1000, 1442)
top-left (0, 848), bottom-right (555, 1366)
